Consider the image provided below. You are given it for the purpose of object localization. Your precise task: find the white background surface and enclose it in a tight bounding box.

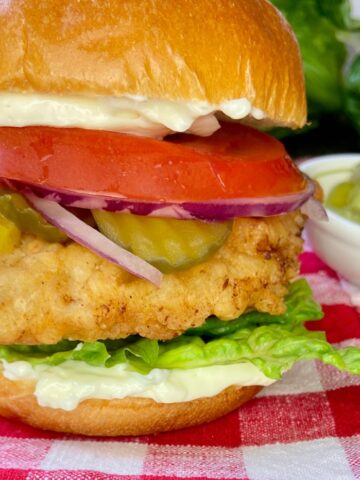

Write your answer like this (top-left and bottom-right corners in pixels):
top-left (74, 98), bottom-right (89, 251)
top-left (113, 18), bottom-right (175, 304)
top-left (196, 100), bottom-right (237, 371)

top-left (351, 0), bottom-right (360, 18)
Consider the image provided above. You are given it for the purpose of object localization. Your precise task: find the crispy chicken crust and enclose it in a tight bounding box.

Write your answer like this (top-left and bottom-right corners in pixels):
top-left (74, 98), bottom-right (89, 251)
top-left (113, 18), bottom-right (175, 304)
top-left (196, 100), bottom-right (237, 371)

top-left (0, 212), bottom-right (304, 344)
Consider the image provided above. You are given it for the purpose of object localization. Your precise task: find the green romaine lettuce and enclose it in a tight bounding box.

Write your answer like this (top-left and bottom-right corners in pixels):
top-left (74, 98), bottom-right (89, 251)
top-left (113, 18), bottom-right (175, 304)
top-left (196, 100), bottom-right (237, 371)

top-left (345, 54), bottom-right (360, 133)
top-left (186, 279), bottom-right (323, 337)
top-left (271, 0), bottom-right (348, 113)
top-left (0, 280), bottom-right (359, 379)
top-left (270, 0), bottom-right (360, 138)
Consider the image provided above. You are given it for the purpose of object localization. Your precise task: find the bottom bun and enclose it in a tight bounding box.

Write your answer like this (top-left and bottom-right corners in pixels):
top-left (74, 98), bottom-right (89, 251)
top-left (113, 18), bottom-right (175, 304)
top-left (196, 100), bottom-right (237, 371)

top-left (0, 373), bottom-right (262, 436)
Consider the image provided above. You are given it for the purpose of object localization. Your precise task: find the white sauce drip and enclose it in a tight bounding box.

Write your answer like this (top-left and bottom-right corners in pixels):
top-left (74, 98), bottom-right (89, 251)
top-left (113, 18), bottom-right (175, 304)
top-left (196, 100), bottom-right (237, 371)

top-left (0, 93), bottom-right (265, 138)
top-left (1, 359), bottom-right (274, 411)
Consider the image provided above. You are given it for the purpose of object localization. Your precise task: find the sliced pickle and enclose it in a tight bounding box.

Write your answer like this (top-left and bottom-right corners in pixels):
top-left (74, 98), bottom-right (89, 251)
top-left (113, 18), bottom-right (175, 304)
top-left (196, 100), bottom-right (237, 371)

top-left (92, 211), bottom-right (233, 273)
top-left (0, 213), bottom-right (21, 254)
top-left (0, 189), bottom-right (67, 243)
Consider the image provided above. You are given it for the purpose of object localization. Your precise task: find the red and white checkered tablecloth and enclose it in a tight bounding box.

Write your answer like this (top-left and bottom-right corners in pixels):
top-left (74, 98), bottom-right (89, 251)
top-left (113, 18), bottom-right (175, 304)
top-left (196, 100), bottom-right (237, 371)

top-left (0, 243), bottom-right (359, 480)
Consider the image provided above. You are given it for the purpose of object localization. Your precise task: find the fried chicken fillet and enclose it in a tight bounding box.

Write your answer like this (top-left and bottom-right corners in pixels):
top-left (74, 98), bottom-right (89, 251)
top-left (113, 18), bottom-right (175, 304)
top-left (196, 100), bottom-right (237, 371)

top-left (0, 212), bottom-right (304, 345)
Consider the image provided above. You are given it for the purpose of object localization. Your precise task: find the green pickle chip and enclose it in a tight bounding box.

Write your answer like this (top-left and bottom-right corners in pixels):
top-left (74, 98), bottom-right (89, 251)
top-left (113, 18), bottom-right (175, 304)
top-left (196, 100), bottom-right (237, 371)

top-left (0, 213), bottom-right (21, 254)
top-left (93, 210), bottom-right (233, 273)
top-left (0, 190), bottom-right (67, 243)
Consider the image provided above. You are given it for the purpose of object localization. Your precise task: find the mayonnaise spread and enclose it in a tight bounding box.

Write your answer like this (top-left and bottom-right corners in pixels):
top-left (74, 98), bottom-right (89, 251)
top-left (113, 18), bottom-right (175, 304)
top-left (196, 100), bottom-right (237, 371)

top-left (1, 359), bottom-right (274, 411)
top-left (0, 93), bottom-right (265, 138)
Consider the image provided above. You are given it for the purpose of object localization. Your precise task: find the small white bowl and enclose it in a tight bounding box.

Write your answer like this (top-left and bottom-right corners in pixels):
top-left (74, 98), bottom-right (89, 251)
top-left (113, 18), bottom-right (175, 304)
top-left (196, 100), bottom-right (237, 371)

top-left (300, 154), bottom-right (360, 287)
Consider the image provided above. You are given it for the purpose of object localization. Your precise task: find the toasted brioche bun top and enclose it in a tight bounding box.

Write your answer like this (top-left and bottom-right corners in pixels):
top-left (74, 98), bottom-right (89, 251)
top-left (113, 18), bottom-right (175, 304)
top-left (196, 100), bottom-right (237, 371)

top-left (0, 0), bottom-right (306, 128)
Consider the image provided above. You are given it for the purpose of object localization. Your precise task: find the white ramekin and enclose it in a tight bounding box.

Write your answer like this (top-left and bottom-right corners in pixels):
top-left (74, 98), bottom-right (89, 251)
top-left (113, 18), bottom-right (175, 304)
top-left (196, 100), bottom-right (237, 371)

top-left (300, 154), bottom-right (360, 287)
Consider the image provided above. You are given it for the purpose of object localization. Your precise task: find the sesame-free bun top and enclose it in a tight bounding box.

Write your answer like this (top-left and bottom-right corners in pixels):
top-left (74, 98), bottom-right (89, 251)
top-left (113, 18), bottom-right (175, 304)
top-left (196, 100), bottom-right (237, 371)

top-left (0, 0), bottom-right (306, 128)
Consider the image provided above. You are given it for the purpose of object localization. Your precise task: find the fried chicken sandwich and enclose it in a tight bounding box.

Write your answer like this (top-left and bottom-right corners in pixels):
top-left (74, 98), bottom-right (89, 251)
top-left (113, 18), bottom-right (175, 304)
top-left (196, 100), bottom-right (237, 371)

top-left (0, 0), bottom-right (358, 436)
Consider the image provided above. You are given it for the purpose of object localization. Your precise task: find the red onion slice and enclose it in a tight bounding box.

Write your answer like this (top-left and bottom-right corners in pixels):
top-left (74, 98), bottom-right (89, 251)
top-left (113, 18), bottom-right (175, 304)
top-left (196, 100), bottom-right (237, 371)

top-left (11, 180), bottom-right (316, 222)
top-left (300, 197), bottom-right (328, 221)
top-left (23, 191), bottom-right (163, 287)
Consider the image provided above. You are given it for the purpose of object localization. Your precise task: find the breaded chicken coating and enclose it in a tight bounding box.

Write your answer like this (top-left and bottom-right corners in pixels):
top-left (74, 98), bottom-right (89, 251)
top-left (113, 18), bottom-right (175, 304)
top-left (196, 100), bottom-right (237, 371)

top-left (0, 212), bottom-right (304, 344)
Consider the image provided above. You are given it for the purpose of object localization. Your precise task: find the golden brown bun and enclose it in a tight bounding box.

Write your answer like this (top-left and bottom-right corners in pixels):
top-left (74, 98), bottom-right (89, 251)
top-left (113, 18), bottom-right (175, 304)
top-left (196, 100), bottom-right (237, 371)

top-left (0, 0), bottom-right (306, 128)
top-left (0, 373), bottom-right (261, 435)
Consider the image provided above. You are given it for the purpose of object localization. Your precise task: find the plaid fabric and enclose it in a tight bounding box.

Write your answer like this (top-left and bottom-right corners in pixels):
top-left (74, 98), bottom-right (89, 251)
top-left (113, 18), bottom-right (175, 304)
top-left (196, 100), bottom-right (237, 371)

top-left (0, 247), bottom-right (359, 480)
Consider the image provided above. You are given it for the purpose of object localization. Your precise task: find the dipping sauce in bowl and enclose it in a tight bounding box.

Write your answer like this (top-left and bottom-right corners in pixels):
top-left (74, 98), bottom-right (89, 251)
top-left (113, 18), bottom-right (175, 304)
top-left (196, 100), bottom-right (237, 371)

top-left (327, 163), bottom-right (360, 224)
top-left (300, 154), bottom-right (360, 287)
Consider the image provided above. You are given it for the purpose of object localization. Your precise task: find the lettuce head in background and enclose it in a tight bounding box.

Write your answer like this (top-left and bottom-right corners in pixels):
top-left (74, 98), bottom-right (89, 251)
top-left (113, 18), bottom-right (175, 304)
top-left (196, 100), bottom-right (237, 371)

top-left (270, 0), bottom-right (360, 153)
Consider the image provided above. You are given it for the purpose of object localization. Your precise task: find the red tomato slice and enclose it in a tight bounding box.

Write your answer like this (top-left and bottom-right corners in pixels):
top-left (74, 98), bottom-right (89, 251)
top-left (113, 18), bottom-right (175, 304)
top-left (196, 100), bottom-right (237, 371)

top-left (0, 124), bottom-right (307, 202)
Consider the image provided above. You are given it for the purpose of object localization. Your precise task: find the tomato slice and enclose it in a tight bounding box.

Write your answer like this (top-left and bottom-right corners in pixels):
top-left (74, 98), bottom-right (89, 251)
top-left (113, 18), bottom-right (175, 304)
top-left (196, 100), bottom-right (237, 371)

top-left (0, 124), bottom-right (307, 202)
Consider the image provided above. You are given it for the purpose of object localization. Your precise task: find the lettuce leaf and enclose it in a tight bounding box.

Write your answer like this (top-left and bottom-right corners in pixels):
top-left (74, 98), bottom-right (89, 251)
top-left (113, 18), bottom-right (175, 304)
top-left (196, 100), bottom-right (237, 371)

top-left (0, 280), bottom-right (359, 379)
top-left (270, 0), bottom-right (360, 138)
top-left (345, 55), bottom-right (360, 133)
top-left (186, 279), bottom-right (323, 337)
top-left (271, 0), bottom-right (347, 113)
